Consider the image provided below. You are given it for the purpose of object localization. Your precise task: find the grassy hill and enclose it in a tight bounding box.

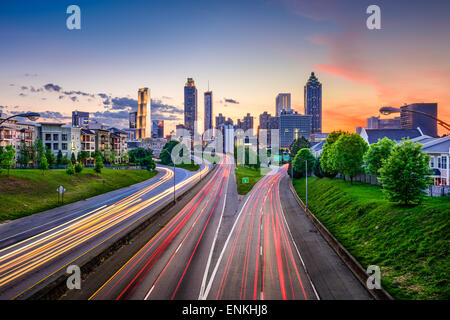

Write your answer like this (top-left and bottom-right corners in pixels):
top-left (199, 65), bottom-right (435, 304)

top-left (0, 168), bottom-right (157, 222)
top-left (293, 177), bottom-right (449, 300)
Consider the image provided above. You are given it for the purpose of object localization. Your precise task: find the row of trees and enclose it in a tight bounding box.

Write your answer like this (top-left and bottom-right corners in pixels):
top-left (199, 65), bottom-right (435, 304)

top-left (292, 132), bottom-right (432, 205)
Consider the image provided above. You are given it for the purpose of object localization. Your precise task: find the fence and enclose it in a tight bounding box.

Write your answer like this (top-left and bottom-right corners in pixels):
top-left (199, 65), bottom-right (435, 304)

top-left (336, 173), bottom-right (449, 197)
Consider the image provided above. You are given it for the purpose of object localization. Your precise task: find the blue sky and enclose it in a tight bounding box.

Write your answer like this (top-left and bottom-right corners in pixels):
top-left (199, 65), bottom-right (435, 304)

top-left (1, 0), bottom-right (449, 134)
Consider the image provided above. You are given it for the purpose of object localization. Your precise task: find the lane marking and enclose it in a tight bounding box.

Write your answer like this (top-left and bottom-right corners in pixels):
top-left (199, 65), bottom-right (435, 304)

top-left (278, 176), bottom-right (320, 300)
top-left (198, 162), bottom-right (231, 299)
top-left (201, 172), bottom-right (269, 300)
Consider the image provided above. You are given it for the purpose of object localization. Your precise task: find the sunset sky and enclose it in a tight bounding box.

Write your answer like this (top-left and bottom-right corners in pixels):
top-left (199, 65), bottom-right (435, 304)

top-left (0, 0), bottom-right (449, 136)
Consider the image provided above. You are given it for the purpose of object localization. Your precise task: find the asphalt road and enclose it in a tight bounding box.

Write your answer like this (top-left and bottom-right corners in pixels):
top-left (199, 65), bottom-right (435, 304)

top-left (0, 163), bottom-right (209, 300)
top-left (90, 154), bottom-right (236, 300)
top-left (90, 162), bottom-right (371, 300)
top-left (201, 166), bottom-right (319, 300)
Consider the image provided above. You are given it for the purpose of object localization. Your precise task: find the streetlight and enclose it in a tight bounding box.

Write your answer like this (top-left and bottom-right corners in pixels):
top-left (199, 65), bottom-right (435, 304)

top-left (0, 112), bottom-right (40, 125)
top-left (379, 106), bottom-right (450, 131)
top-left (305, 159), bottom-right (308, 208)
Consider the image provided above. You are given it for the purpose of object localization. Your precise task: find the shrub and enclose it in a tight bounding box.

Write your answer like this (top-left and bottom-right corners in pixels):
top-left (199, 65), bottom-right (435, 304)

top-left (75, 162), bottom-right (83, 173)
top-left (66, 163), bottom-right (75, 175)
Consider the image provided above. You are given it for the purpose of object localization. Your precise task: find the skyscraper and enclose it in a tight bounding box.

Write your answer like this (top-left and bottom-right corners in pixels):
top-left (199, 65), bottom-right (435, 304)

top-left (72, 111), bottom-right (89, 128)
top-left (279, 110), bottom-right (312, 148)
top-left (184, 78), bottom-right (198, 136)
top-left (129, 111), bottom-right (137, 129)
top-left (276, 93), bottom-right (291, 116)
top-left (216, 113), bottom-right (226, 128)
top-left (400, 103), bottom-right (438, 137)
top-left (152, 120), bottom-right (164, 138)
top-left (304, 72), bottom-right (322, 134)
top-left (204, 91), bottom-right (213, 132)
top-left (136, 88), bottom-right (151, 139)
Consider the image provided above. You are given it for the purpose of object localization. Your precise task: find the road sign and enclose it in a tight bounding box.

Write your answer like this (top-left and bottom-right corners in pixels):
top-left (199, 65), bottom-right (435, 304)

top-left (57, 185), bottom-right (66, 194)
top-left (242, 177), bottom-right (249, 184)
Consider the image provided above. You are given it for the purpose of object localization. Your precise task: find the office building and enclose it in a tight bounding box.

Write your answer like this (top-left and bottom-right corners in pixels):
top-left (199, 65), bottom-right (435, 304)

top-left (216, 113), bottom-right (226, 128)
top-left (367, 116), bottom-right (401, 129)
top-left (279, 110), bottom-right (312, 148)
top-left (304, 72), bottom-right (322, 134)
top-left (137, 88), bottom-right (151, 139)
top-left (184, 78), bottom-right (198, 136)
top-left (152, 120), bottom-right (164, 138)
top-left (400, 103), bottom-right (438, 137)
top-left (72, 111), bottom-right (89, 128)
top-left (129, 111), bottom-right (137, 129)
top-left (236, 113), bottom-right (254, 132)
top-left (276, 93), bottom-right (291, 116)
top-left (204, 91), bottom-right (213, 132)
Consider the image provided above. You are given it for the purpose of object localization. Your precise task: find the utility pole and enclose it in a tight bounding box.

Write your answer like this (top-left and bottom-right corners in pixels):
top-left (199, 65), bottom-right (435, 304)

top-left (173, 162), bottom-right (176, 203)
top-left (305, 160), bottom-right (308, 208)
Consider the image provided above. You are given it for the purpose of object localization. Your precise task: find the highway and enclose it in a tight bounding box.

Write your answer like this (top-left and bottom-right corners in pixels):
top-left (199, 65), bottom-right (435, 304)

top-left (201, 166), bottom-right (319, 300)
top-left (90, 161), bottom-right (370, 300)
top-left (90, 154), bottom-right (235, 300)
top-left (0, 163), bottom-right (210, 300)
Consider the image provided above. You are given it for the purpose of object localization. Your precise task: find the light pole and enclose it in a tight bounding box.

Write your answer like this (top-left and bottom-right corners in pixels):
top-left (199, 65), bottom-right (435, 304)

top-left (379, 106), bottom-right (450, 131)
top-left (173, 162), bottom-right (176, 203)
top-left (305, 159), bottom-right (308, 208)
top-left (0, 112), bottom-right (40, 126)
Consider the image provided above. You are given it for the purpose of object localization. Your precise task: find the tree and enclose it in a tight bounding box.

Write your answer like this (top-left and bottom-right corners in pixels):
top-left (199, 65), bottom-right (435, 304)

top-left (364, 137), bottom-right (395, 175)
top-left (320, 131), bottom-right (346, 177)
top-left (34, 139), bottom-right (45, 163)
top-left (45, 147), bottom-right (56, 166)
top-left (94, 156), bottom-right (104, 174)
top-left (293, 148), bottom-right (316, 178)
top-left (79, 151), bottom-right (90, 165)
top-left (378, 139), bottom-right (432, 205)
top-left (39, 155), bottom-right (48, 174)
top-left (75, 162), bottom-right (83, 173)
top-left (313, 156), bottom-right (324, 178)
top-left (18, 142), bottom-right (31, 167)
top-left (121, 152), bottom-right (129, 164)
top-left (62, 155), bottom-right (71, 165)
top-left (289, 137), bottom-right (312, 159)
top-left (142, 155), bottom-right (156, 171)
top-left (160, 141), bottom-right (181, 165)
top-left (330, 133), bottom-right (368, 184)
top-left (0, 145), bottom-right (16, 175)
top-left (111, 150), bottom-right (118, 164)
top-left (57, 150), bottom-right (63, 165)
top-left (103, 144), bottom-right (112, 164)
top-left (66, 162), bottom-right (75, 175)
top-left (71, 152), bottom-right (76, 164)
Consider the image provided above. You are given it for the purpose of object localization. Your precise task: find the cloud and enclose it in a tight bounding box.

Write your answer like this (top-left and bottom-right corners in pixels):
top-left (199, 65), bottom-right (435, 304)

top-left (109, 97), bottom-right (138, 110)
top-left (70, 96), bottom-right (78, 102)
top-left (224, 98), bottom-right (239, 104)
top-left (19, 93), bottom-right (26, 97)
top-left (21, 86), bottom-right (28, 90)
top-left (44, 83), bottom-right (62, 92)
top-left (24, 73), bottom-right (38, 77)
top-left (151, 99), bottom-right (183, 114)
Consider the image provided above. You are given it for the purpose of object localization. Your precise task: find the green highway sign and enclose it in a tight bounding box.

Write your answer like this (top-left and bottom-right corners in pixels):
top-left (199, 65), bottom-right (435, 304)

top-left (242, 177), bottom-right (249, 184)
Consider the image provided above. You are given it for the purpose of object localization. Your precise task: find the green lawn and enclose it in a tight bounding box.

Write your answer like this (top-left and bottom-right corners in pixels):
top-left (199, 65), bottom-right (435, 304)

top-left (235, 166), bottom-right (270, 195)
top-left (0, 168), bottom-right (158, 222)
top-left (156, 161), bottom-right (200, 172)
top-left (293, 177), bottom-right (450, 300)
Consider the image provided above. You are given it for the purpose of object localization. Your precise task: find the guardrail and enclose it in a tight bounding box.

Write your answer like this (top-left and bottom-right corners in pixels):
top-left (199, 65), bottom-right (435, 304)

top-left (287, 179), bottom-right (393, 300)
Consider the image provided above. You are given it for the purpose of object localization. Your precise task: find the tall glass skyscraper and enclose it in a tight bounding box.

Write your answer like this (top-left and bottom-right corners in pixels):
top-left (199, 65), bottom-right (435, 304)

top-left (137, 88), bottom-right (151, 139)
top-left (184, 78), bottom-right (198, 136)
top-left (276, 93), bottom-right (291, 116)
top-left (304, 72), bottom-right (322, 134)
top-left (400, 103), bottom-right (438, 137)
top-left (204, 91), bottom-right (213, 132)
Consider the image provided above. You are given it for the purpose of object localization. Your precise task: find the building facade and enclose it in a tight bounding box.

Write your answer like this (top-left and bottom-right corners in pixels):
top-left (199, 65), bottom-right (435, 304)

top-left (152, 120), bottom-right (164, 138)
top-left (137, 88), bottom-right (151, 139)
top-left (204, 91), bottom-right (213, 133)
top-left (184, 78), bottom-right (198, 136)
top-left (279, 110), bottom-right (312, 149)
top-left (72, 111), bottom-right (89, 128)
top-left (38, 123), bottom-right (80, 158)
top-left (367, 116), bottom-right (401, 129)
top-left (400, 103), bottom-right (438, 137)
top-left (304, 72), bottom-right (322, 134)
top-left (276, 93), bottom-right (291, 116)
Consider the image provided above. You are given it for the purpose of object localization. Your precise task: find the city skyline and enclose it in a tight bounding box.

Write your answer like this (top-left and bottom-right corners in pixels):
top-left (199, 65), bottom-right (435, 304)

top-left (0, 0), bottom-right (449, 136)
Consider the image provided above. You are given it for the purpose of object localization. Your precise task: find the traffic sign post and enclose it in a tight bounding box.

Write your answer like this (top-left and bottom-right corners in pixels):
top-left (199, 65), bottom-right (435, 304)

top-left (57, 185), bottom-right (66, 204)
